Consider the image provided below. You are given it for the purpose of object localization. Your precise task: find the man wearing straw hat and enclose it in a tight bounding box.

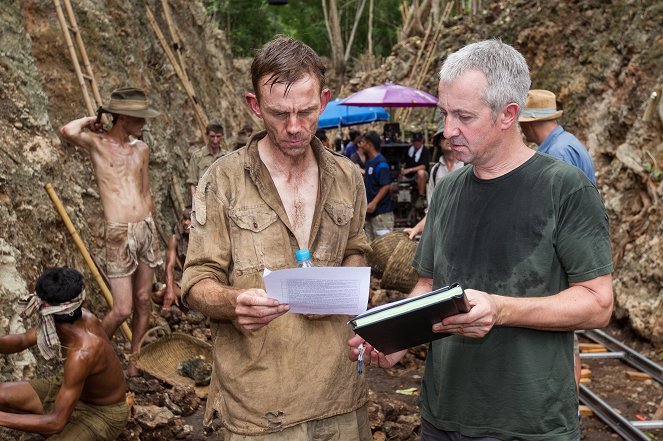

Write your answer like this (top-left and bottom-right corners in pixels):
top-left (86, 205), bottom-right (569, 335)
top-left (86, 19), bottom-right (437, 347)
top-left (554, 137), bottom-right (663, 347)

top-left (519, 89), bottom-right (596, 184)
top-left (350, 40), bottom-right (613, 441)
top-left (0, 267), bottom-right (128, 440)
top-left (60, 87), bottom-right (162, 376)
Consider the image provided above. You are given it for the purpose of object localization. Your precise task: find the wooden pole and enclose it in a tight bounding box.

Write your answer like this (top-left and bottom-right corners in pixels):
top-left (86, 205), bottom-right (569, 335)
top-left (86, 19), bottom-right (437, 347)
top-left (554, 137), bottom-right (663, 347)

top-left (171, 174), bottom-right (186, 214)
top-left (53, 0), bottom-right (95, 116)
top-left (62, 0), bottom-right (103, 108)
top-left (146, 6), bottom-right (208, 136)
top-left (44, 183), bottom-right (132, 341)
top-left (160, 0), bottom-right (189, 85)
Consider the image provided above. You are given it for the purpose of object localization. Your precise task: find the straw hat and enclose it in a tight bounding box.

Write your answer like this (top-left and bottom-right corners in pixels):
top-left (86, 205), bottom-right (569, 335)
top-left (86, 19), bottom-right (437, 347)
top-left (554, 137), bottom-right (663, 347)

top-left (518, 89), bottom-right (563, 122)
top-left (100, 87), bottom-right (160, 118)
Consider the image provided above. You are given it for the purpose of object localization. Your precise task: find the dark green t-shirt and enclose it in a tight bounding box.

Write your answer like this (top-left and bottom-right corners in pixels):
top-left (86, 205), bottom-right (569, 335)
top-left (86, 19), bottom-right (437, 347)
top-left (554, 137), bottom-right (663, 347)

top-left (413, 153), bottom-right (612, 441)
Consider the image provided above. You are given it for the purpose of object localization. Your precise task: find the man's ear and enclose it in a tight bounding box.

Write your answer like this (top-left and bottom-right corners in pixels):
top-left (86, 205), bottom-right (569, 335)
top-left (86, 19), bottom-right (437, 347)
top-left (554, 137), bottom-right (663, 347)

top-left (500, 102), bottom-right (520, 129)
top-left (246, 92), bottom-right (262, 118)
top-left (319, 88), bottom-right (332, 114)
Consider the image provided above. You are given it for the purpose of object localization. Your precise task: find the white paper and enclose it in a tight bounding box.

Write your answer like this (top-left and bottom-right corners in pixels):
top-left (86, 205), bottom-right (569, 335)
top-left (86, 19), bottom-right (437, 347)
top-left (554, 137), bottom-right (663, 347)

top-left (263, 266), bottom-right (370, 315)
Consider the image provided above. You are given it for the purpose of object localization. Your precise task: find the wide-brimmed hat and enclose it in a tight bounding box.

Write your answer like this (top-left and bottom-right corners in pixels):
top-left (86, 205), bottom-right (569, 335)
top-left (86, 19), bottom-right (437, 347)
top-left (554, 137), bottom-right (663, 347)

top-left (518, 89), bottom-right (563, 122)
top-left (100, 87), bottom-right (160, 118)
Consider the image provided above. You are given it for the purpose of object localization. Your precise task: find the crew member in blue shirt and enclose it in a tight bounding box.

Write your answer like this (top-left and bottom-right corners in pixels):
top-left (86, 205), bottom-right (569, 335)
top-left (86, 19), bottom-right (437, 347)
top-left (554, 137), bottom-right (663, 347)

top-left (519, 89), bottom-right (596, 184)
top-left (361, 130), bottom-right (393, 241)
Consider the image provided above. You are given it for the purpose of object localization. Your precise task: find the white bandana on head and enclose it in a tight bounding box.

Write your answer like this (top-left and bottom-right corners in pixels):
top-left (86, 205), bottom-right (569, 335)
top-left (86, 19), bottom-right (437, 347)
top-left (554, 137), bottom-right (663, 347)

top-left (19, 290), bottom-right (85, 360)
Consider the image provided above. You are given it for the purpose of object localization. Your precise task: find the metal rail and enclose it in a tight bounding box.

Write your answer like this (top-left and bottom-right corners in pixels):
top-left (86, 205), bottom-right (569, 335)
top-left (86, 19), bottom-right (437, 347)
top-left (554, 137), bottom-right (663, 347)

top-left (577, 329), bottom-right (663, 440)
top-left (579, 385), bottom-right (652, 441)
top-left (578, 329), bottom-right (663, 383)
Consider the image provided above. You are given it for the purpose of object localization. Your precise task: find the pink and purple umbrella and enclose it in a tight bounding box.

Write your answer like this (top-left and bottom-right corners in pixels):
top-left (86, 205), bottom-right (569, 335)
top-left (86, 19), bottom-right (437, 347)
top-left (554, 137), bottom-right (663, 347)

top-left (340, 82), bottom-right (438, 108)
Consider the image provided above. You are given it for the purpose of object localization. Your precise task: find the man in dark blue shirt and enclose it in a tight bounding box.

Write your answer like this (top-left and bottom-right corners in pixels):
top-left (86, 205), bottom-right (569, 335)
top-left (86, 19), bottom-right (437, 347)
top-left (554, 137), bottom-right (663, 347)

top-left (361, 131), bottom-right (393, 241)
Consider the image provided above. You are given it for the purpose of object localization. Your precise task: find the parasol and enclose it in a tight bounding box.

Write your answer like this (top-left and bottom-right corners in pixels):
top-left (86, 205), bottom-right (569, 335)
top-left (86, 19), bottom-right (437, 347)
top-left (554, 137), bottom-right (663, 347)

top-left (340, 82), bottom-right (438, 108)
top-left (318, 99), bottom-right (390, 129)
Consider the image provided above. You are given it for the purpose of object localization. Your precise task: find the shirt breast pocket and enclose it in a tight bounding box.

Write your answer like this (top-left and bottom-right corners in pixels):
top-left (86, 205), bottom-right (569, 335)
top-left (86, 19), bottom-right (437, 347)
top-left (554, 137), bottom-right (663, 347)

top-left (313, 201), bottom-right (355, 265)
top-left (228, 206), bottom-right (285, 274)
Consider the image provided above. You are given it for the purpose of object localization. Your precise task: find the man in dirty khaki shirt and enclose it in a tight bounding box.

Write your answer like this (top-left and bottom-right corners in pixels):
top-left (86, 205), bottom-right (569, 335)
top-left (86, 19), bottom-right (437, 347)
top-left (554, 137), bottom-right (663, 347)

top-left (186, 119), bottom-right (228, 202)
top-left (181, 36), bottom-right (372, 440)
top-left (60, 87), bottom-right (162, 377)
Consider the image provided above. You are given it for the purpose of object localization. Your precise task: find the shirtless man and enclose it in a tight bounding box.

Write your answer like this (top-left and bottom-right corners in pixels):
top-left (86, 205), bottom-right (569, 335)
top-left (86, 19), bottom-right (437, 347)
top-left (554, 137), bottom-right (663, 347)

top-left (152, 208), bottom-right (190, 314)
top-left (60, 87), bottom-right (162, 375)
top-left (0, 267), bottom-right (128, 440)
top-left (181, 36), bottom-right (371, 439)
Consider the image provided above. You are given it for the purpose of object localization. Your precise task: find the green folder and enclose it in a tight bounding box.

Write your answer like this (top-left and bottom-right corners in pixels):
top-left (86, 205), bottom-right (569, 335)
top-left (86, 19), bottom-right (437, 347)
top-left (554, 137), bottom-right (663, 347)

top-left (349, 283), bottom-right (470, 354)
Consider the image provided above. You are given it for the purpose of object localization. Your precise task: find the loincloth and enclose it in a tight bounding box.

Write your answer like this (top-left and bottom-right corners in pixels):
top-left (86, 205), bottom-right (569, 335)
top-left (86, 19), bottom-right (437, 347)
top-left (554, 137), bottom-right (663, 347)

top-left (29, 377), bottom-right (129, 441)
top-left (105, 216), bottom-right (163, 278)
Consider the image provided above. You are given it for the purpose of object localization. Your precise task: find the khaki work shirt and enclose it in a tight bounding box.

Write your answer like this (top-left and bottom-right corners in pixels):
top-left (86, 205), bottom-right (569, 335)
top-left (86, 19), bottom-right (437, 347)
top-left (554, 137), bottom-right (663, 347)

top-left (181, 132), bottom-right (371, 435)
top-left (186, 143), bottom-right (227, 186)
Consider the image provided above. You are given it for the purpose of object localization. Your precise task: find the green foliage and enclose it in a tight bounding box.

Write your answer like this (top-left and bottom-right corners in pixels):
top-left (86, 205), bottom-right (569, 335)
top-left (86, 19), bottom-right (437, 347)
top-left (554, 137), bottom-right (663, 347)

top-left (204, 0), bottom-right (402, 60)
top-left (643, 162), bottom-right (662, 180)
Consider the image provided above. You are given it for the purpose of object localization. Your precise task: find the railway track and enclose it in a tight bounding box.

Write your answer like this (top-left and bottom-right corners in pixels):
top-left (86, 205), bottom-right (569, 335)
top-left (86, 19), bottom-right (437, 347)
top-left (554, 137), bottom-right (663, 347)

top-left (578, 329), bottom-right (663, 441)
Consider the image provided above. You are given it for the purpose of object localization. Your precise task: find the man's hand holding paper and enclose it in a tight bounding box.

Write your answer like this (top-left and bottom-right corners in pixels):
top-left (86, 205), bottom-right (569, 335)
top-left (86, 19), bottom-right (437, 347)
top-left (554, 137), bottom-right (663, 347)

top-left (235, 288), bottom-right (290, 330)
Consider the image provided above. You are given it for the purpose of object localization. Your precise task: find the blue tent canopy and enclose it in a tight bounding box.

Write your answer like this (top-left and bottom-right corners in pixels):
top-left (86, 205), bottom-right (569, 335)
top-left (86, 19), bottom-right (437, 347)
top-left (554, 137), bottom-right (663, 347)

top-left (318, 99), bottom-right (389, 129)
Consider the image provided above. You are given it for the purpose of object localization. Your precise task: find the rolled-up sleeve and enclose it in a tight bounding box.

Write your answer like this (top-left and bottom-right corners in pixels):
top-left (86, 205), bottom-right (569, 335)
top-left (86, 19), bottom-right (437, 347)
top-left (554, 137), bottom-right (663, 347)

top-left (181, 173), bottom-right (231, 304)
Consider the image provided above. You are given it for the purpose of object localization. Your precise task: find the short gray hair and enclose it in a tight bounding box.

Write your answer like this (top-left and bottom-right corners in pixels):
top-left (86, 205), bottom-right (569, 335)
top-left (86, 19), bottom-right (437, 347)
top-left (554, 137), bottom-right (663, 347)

top-left (439, 39), bottom-right (530, 119)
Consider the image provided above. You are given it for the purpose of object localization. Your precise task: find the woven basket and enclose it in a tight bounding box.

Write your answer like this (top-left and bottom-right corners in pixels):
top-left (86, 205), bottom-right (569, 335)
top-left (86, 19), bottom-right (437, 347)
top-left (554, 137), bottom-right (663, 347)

top-left (367, 231), bottom-right (409, 278)
top-left (129, 326), bottom-right (213, 398)
top-left (380, 239), bottom-right (418, 293)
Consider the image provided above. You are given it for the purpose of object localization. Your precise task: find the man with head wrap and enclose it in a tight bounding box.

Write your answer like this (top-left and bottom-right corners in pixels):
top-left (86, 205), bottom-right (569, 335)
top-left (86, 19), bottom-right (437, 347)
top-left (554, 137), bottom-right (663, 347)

top-left (0, 267), bottom-right (129, 440)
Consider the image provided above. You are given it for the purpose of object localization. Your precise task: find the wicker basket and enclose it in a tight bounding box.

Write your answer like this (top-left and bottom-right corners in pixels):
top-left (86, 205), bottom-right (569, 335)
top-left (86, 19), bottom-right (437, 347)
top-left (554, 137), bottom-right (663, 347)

top-left (366, 231), bottom-right (409, 277)
top-left (380, 239), bottom-right (418, 293)
top-left (129, 326), bottom-right (213, 398)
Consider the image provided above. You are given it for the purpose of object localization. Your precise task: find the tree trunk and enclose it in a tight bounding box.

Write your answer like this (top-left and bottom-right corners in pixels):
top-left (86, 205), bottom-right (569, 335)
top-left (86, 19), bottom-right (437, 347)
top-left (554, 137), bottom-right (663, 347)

top-left (322, 0), bottom-right (345, 88)
top-left (368, 0), bottom-right (373, 55)
top-left (344, 0), bottom-right (367, 62)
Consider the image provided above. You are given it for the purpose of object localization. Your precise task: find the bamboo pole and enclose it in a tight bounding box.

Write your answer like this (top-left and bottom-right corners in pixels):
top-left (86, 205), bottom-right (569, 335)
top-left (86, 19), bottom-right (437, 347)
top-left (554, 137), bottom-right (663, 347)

top-left (146, 6), bottom-right (208, 136)
top-left (53, 0), bottom-right (95, 116)
top-left (44, 183), bottom-right (132, 341)
top-left (160, 0), bottom-right (189, 85)
top-left (171, 174), bottom-right (186, 214)
top-left (62, 0), bottom-right (103, 108)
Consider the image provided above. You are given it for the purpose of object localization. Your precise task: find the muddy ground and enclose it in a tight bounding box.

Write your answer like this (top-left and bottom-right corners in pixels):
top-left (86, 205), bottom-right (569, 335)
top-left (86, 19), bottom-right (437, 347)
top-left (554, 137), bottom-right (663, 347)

top-left (121, 293), bottom-right (663, 441)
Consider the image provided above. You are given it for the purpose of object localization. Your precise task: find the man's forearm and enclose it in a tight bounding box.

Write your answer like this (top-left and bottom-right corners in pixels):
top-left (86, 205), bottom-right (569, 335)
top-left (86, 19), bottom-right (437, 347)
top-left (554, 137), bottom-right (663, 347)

top-left (0, 411), bottom-right (63, 436)
top-left (493, 274), bottom-right (614, 331)
top-left (60, 116), bottom-right (94, 144)
top-left (408, 277), bottom-right (433, 298)
top-left (186, 278), bottom-right (242, 320)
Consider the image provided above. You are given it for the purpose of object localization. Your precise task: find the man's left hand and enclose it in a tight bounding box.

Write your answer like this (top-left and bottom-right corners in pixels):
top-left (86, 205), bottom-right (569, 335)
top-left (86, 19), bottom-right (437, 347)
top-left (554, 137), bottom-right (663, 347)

top-left (432, 288), bottom-right (498, 338)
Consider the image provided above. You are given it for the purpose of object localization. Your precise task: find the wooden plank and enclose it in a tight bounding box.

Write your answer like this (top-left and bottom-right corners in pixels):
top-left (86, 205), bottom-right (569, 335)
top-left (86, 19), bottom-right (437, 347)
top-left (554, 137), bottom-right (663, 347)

top-left (579, 342), bottom-right (608, 352)
top-left (625, 370), bottom-right (651, 381)
top-left (579, 405), bottom-right (593, 417)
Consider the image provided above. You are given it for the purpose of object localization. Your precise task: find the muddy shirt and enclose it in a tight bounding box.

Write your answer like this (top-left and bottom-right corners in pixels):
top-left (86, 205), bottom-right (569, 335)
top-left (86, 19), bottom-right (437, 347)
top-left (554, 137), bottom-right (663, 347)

top-left (186, 143), bottom-right (227, 186)
top-left (413, 153), bottom-right (612, 441)
top-left (181, 132), bottom-right (371, 435)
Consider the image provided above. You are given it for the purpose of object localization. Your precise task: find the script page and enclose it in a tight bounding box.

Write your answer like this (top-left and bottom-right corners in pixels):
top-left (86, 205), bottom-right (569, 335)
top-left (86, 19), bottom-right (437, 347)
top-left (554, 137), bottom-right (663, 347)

top-left (263, 267), bottom-right (371, 315)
